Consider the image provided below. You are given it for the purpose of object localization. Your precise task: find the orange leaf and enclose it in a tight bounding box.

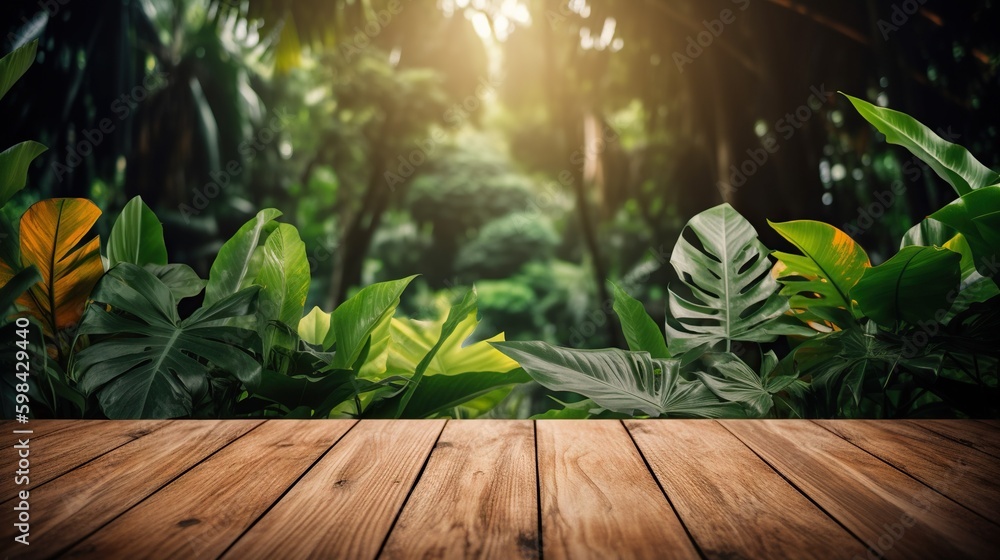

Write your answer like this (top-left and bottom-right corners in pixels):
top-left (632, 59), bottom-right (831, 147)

top-left (17, 198), bottom-right (104, 338)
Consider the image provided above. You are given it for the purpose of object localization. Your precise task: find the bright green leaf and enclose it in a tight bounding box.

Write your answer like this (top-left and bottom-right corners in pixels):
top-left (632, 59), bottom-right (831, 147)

top-left (611, 282), bottom-right (669, 358)
top-left (204, 208), bottom-right (282, 307)
top-left (106, 196), bottom-right (168, 268)
top-left (843, 93), bottom-right (999, 196)
top-left (770, 219), bottom-right (870, 329)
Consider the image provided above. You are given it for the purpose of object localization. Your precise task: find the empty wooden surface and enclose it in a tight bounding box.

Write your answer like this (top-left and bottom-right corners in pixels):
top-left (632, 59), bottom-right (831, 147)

top-left (2, 419), bottom-right (998, 559)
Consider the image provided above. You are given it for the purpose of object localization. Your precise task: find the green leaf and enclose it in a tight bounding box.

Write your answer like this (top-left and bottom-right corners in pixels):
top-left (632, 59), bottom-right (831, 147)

top-left (930, 185), bottom-right (1000, 277)
top-left (106, 196), bottom-right (168, 268)
top-left (941, 234), bottom-right (1000, 322)
top-left (770, 220), bottom-right (870, 329)
top-left (843, 93), bottom-right (999, 196)
top-left (298, 306), bottom-right (331, 346)
top-left (0, 141), bottom-right (47, 207)
top-left (900, 217), bottom-right (956, 249)
top-left (0, 39), bottom-right (38, 103)
top-left (74, 263), bottom-right (262, 419)
top-left (144, 263), bottom-right (206, 301)
top-left (493, 340), bottom-right (743, 418)
top-left (385, 294), bottom-right (518, 377)
top-left (0, 265), bottom-right (39, 315)
top-left (392, 369), bottom-right (531, 418)
top-left (330, 275), bottom-right (417, 367)
top-left (611, 282), bottom-right (670, 358)
top-left (852, 246), bottom-right (962, 325)
top-left (204, 208), bottom-right (282, 307)
top-left (250, 368), bottom-right (356, 415)
top-left (393, 289), bottom-right (480, 417)
top-left (695, 352), bottom-right (787, 417)
top-left (667, 203), bottom-right (792, 355)
top-left (531, 399), bottom-right (601, 419)
top-left (255, 223), bottom-right (310, 362)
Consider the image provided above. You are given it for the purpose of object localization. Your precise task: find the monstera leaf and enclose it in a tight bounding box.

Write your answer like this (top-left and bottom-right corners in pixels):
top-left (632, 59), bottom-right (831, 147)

top-left (611, 282), bottom-right (670, 358)
top-left (12, 199), bottom-right (104, 339)
top-left (852, 246), bottom-right (962, 326)
top-left (74, 264), bottom-right (262, 419)
top-left (844, 93), bottom-right (999, 196)
top-left (493, 341), bottom-right (743, 418)
top-left (770, 220), bottom-right (870, 330)
top-left (666, 203), bottom-right (794, 356)
top-left (106, 196), bottom-right (168, 268)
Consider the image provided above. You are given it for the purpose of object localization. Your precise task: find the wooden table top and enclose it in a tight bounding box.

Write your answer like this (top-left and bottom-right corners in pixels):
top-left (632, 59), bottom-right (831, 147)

top-left (1, 420), bottom-right (998, 559)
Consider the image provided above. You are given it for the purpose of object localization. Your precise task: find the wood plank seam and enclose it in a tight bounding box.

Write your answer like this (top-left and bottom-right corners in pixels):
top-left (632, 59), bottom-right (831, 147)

top-left (0, 420), bottom-right (170, 501)
top-left (215, 419), bottom-right (361, 560)
top-left (716, 421), bottom-right (873, 551)
top-left (373, 419), bottom-right (450, 559)
top-left (900, 420), bottom-right (1000, 461)
top-left (49, 420), bottom-right (267, 559)
top-left (812, 420), bottom-right (1000, 527)
top-left (620, 420), bottom-right (708, 560)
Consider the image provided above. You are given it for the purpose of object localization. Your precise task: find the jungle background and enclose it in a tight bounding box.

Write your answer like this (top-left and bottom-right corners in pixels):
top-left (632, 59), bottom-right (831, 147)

top-left (2, 0), bottom-right (998, 349)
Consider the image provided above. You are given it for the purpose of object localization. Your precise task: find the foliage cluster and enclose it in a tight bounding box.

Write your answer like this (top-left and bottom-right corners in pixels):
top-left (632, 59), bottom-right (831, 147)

top-left (1, 40), bottom-right (997, 419)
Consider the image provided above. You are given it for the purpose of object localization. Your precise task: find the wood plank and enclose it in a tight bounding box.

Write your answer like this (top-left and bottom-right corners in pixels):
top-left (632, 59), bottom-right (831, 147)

top-left (625, 420), bottom-right (864, 559)
top-left (817, 420), bottom-right (1000, 521)
top-left (903, 420), bottom-right (1000, 460)
top-left (62, 420), bottom-right (355, 560)
top-left (223, 419), bottom-right (445, 560)
top-left (0, 419), bottom-right (88, 440)
top-left (723, 420), bottom-right (1000, 559)
top-left (0, 420), bottom-right (260, 559)
top-left (1, 420), bottom-right (166, 495)
top-left (536, 420), bottom-right (698, 560)
top-left (380, 420), bottom-right (539, 560)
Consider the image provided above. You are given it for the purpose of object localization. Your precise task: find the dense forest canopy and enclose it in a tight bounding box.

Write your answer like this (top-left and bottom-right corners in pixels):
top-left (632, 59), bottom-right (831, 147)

top-left (3, 0), bottom-right (998, 348)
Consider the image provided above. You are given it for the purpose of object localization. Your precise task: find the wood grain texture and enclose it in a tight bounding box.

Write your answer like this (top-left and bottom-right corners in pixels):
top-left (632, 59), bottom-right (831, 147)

top-left (0, 420), bottom-right (260, 559)
top-left (905, 419), bottom-right (1000, 460)
top-left (380, 420), bottom-right (539, 560)
top-left (223, 419), bottom-right (445, 560)
top-left (723, 420), bottom-right (1000, 559)
top-left (536, 420), bottom-right (698, 560)
top-left (61, 420), bottom-right (354, 560)
top-left (1, 420), bottom-right (165, 496)
top-left (816, 420), bottom-right (1000, 521)
top-left (625, 420), bottom-right (864, 559)
top-left (1, 419), bottom-right (88, 440)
